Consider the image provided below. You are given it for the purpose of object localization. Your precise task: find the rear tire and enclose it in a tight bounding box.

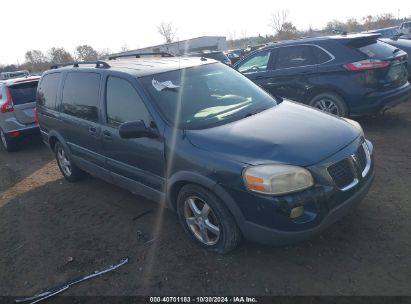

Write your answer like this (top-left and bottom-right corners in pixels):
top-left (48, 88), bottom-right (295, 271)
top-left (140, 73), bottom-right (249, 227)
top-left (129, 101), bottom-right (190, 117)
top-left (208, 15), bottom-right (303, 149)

top-left (309, 92), bottom-right (348, 117)
top-left (177, 184), bottom-right (242, 254)
top-left (54, 141), bottom-right (86, 182)
top-left (0, 129), bottom-right (17, 152)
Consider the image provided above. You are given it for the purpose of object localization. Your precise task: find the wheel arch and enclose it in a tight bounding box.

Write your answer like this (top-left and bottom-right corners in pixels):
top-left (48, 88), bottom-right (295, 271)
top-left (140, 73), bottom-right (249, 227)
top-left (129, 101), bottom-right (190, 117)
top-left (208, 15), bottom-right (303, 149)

top-left (47, 131), bottom-right (71, 156)
top-left (304, 87), bottom-right (350, 115)
top-left (166, 171), bottom-right (247, 233)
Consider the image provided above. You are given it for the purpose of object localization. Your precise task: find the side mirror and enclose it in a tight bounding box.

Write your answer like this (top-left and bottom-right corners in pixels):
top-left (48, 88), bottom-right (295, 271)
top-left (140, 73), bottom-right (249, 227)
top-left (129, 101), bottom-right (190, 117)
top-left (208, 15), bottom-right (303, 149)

top-left (119, 120), bottom-right (155, 139)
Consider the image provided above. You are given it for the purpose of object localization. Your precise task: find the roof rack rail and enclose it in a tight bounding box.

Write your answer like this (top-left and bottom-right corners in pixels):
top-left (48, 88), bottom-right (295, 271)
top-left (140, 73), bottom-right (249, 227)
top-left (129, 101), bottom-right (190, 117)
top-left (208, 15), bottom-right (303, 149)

top-left (50, 61), bottom-right (110, 69)
top-left (108, 52), bottom-right (174, 60)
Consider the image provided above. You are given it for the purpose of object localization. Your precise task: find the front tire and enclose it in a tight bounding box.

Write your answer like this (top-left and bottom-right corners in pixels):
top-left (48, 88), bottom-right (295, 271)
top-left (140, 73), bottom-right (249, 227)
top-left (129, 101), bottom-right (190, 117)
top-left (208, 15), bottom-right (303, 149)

top-left (0, 129), bottom-right (17, 152)
top-left (177, 184), bottom-right (242, 254)
top-left (309, 92), bottom-right (348, 117)
top-left (54, 142), bottom-right (86, 182)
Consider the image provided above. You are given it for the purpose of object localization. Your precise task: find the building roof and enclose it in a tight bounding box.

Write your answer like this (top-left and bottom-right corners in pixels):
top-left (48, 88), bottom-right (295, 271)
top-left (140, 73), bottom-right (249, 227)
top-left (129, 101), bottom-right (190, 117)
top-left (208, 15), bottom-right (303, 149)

top-left (110, 36), bottom-right (226, 57)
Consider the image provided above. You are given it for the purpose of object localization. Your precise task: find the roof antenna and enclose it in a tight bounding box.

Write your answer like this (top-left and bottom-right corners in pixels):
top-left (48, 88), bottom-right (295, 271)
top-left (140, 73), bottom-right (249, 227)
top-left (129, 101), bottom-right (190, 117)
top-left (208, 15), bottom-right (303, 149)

top-left (200, 57), bottom-right (207, 61)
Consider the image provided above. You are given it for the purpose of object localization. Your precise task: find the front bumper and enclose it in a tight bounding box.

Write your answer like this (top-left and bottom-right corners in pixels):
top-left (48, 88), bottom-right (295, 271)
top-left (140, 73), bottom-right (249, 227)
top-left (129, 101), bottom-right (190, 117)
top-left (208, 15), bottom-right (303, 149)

top-left (240, 170), bottom-right (374, 245)
top-left (220, 137), bottom-right (375, 245)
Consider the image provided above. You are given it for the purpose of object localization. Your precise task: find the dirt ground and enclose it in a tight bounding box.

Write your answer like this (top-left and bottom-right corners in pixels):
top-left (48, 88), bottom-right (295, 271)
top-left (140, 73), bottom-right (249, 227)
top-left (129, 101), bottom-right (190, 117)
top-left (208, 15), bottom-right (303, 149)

top-left (1, 101), bottom-right (411, 297)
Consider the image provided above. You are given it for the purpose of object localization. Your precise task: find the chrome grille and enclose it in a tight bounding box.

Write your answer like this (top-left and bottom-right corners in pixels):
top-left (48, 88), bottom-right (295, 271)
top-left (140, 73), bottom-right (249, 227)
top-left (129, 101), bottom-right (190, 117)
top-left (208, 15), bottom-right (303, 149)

top-left (327, 159), bottom-right (355, 189)
top-left (327, 142), bottom-right (371, 191)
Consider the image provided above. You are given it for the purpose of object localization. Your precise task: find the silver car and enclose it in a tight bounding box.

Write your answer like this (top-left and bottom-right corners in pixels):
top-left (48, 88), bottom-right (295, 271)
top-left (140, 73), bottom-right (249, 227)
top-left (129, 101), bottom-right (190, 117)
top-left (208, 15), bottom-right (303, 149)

top-left (0, 76), bottom-right (40, 152)
top-left (399, 21), bottom-right (411, 39)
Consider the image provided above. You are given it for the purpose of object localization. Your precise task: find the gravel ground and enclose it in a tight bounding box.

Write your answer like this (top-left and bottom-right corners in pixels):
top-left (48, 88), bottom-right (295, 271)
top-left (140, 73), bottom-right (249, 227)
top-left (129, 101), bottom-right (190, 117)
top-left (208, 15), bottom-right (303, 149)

top-left (1, 101), bottom-right (411, 297)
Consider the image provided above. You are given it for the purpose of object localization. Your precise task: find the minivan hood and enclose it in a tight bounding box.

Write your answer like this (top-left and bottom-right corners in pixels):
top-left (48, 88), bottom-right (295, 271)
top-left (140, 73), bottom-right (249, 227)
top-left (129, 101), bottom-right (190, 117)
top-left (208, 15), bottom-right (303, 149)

top-left (186, 101), bottom-right (360, 166)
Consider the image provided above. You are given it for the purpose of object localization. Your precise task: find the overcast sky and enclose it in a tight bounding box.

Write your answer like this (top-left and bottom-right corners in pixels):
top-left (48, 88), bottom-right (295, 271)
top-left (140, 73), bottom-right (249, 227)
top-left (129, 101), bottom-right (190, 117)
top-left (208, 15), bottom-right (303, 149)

top-left (0, 0), bottom-right (409, 65)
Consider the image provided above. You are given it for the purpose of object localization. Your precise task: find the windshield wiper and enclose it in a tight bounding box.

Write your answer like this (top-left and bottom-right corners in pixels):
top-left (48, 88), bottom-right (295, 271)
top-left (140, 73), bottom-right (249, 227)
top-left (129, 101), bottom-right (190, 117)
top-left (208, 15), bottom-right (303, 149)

top-left (243, 106), bottom-right (271, 118)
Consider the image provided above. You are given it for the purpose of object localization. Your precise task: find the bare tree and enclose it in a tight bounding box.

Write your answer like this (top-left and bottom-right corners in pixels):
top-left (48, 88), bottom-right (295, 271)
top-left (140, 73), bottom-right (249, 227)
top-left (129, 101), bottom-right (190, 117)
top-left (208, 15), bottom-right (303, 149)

top-left (98, 48), bottom-right (111, 60)
top-left (280, 22), bottom-right (298, 40)
top-left (375, 13), bottom-right (396, 28)
top-left (227, 29), bottom-right (237, 49)
top-left (346, 18), bottom-right (361, 33)
top-left (24, 50), bottom-right (49, 71)
top-left (325, 19), bottom-right (345, 34)
top-left (362, 15), bottom-right (375, 31)
top-left (157, 21), bottom-right (176, 43)
top-left (269, 10), bottom-right (290, 36)
top-left (75, 45), bottom-right (98, 61)
top-left (120, 43), bottom-right (129, 52)
top-left (48, 47), bottom-right (73, 63)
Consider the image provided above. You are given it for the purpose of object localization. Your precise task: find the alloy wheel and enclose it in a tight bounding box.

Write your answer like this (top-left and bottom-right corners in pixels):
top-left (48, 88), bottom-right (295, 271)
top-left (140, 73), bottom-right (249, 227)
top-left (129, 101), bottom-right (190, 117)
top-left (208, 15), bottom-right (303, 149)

top-left (57, 147), bottom-right (72, 176)
top-left (313, 98), bottom-right (340, 116)
top-left (0, 130), bottom-right (7, 149)
top-left (183, 196), bottom-right (220, 246)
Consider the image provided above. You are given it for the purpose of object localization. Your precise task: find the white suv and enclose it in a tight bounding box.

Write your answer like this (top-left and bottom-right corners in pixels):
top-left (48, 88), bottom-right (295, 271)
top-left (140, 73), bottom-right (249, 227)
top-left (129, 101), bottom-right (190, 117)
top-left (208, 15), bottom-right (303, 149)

top-left (399, 21), bottom-right (411, 39)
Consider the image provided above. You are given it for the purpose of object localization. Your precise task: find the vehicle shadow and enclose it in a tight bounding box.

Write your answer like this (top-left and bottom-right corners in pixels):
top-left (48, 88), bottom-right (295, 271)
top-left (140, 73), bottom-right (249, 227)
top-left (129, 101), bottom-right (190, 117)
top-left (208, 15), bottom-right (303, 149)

top-left (354, 101), bottom-right (411, 132)
top-left (0, 138), bottom-right (53, 194)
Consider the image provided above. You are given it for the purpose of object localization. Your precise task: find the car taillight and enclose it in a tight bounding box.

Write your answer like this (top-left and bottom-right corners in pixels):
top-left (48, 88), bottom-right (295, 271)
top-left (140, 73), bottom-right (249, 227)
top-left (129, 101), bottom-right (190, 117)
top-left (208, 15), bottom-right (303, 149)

top-left (0, 88), bottom-right (14, 113)
top-left (343, 59), bottom-right (390, 71)
top-left (9, 131), bottom-right (20, 138)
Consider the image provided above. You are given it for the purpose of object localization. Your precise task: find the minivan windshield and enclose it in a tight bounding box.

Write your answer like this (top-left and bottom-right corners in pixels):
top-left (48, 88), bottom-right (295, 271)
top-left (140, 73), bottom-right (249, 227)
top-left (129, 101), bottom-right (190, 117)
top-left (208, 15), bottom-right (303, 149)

top-left (140, 63), bottom-right (276, 129)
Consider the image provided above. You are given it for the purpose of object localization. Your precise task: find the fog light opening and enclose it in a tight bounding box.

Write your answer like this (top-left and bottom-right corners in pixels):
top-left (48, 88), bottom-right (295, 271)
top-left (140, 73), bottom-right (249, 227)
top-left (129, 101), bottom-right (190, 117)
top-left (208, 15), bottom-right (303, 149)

top-left (290, 206), bottom-right (304, 219)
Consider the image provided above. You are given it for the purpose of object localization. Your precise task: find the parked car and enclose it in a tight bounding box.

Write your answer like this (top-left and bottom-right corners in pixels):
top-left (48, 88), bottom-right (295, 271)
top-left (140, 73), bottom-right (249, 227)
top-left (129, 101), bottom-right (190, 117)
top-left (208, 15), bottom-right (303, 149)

top-left (37, 57), bottom-right (374, 253)
top-left (185, 51), bottom-right (231, 65)
top-left (234, 33), bottom-right (411, 117)
top-left (361, 29), bottom-right (411, 80)
top-left (364, 27), bottom-right (402, 39)
top-left (399, 21), bottom-right (411, 39)
top-left (0, 76), bottom-right (41, 151)
top-left (0, 70), bottom-right (30, 80)
top-left (225, 49), bottom-right (244, 65)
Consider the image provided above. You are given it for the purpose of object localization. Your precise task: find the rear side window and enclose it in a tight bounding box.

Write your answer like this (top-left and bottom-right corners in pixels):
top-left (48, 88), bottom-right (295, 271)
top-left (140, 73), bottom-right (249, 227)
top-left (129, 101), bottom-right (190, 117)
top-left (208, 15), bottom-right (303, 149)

top-left (37, 73), bottom-right (61, 109)
top-left (402, 22), bottom-right (411, 29)
top-left (312, 46), bottom-right (333, 64)
top-left (275, 45), bottom-right (317, 69)
top-left (354, 39), bottom-right (398, 58)
top-left (105, 76), bottom-right (150, 127)
top-left (62, 72), bottom-right (100, 122)
top-left (8, 81), bottom-right (38, 105)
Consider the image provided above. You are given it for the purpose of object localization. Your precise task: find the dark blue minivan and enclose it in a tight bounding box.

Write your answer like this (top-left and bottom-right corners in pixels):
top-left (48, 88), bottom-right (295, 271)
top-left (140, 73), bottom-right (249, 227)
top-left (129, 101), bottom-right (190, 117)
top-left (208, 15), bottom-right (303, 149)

top-left (37, 56), bottom-right (375, 253)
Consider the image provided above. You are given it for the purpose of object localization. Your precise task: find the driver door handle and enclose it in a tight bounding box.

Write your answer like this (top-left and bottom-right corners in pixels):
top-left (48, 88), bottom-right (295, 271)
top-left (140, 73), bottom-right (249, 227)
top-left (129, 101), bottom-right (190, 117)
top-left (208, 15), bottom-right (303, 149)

top-left (103, 130), bottom-right (112, 141)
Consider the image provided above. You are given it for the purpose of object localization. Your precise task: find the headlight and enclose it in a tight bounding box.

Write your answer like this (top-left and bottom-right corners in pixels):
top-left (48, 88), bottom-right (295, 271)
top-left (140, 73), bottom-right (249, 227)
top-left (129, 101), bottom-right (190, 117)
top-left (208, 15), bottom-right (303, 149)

top-left (243, 165), bottom-right (314, 195)
top-left (343, 118), bottom-right (364, 137)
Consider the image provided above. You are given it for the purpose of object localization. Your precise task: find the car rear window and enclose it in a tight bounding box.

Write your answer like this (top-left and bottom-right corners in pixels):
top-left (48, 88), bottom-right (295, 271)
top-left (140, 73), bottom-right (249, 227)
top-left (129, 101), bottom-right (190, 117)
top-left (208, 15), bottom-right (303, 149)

top-left (8, 81), bottom-right (38, 105)
top-left (352, 39), bottom-right (398, 58)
